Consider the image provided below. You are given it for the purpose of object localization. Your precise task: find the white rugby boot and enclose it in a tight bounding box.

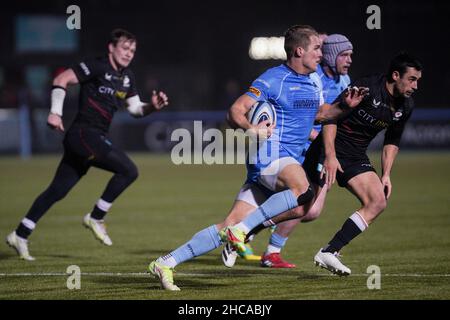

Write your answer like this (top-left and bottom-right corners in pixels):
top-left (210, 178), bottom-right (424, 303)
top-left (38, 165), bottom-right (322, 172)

top-left (222, 242), bottom-right (238, 268)
top-left (83, 213), bottom-right (112, 246)
top-left (314, 248), bottom-right (351, 276)
top-left (6, 231), bottom-right (35, 261)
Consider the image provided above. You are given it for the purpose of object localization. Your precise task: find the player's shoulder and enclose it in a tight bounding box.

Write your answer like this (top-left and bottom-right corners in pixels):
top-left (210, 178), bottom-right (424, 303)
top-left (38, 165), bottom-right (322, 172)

top-left (252, 64), bottom-right (291, 92)
top-left (74, 55), bottom-right (108, 74)
top-left (81, 55), bottom-right (108, 67)
top-left (258, 64), bottom-right (292, 81)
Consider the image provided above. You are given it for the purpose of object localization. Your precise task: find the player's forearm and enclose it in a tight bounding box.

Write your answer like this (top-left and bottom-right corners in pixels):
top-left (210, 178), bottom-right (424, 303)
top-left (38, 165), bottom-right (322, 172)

top-left (381, 144), bottom-right (399, 177)
top-left (228, 95), bottom-right (254, 130)
top-left (141, 103), bottom-right (158, 116)
top-left (228, 108), bottom-right (252, 130)
top-left (323, 124), bottom-right (338, 158)
top-left (316, 102), bottom-right (348, 123)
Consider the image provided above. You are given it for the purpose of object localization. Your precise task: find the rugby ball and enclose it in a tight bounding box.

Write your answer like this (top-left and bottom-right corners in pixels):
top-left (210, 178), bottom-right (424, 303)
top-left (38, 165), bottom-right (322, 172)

top-left (247, 101), bottom-right (276, 126)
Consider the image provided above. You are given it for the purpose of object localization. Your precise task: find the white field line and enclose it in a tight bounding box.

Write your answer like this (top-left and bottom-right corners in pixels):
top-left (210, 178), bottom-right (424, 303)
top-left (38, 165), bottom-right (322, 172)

top-left (0, 272), bottom-right (449, 277)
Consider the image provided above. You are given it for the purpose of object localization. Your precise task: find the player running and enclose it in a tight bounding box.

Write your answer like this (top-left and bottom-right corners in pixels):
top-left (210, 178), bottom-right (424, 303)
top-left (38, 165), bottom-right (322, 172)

top-left (257, 34), bottom-right (354, 268)
top-left (306, 52), bottom-right (422, 275)
top-left (148, 25), bottom-right (367, 290)
top-left (6, 29), bottom-right (168, 260)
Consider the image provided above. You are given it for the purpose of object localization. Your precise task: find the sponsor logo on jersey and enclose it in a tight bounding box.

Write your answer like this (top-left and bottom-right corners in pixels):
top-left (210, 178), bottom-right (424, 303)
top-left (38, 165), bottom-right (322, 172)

top-left (80, 62), bottom-right (90, 75)
top-left (105, 73), bottom-right (112, 81)
top-left (99, 86), bottom-right (115, 95)
top-left (293, 99), bottom-right (319, 109)
top-left (99, 86), bottom-right (127, 99)
top-left (358, 109), bottom-right (388, 128)
top-left (248, 86), bottom-right (261, 97)
top-left (115, 91), bottom-right (127, 99)
top-left (123, 75), bottom-right (130, 88)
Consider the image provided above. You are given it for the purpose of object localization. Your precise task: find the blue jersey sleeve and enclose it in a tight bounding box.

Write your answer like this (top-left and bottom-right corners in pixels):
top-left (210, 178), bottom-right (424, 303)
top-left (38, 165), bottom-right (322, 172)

top-left (245, 68), bottom-right (282, 102)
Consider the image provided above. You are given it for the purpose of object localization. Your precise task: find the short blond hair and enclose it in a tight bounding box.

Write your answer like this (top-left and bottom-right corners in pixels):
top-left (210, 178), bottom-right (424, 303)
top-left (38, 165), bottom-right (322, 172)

top-left (284, 25), bottom-right (318, 59)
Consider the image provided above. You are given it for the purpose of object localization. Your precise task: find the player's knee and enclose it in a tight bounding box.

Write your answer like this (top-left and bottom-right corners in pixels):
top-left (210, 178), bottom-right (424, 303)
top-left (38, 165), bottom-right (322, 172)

top-left (296, 186), bottom-right (315, 206)
top-left (375, 197), bottom-right (387, 213)
top-left (366, 195), bottom-right (387, 216)
top-left (125, 163), bottom-right (139, 182)
top-left (46, 185), bottom-right (70, 202)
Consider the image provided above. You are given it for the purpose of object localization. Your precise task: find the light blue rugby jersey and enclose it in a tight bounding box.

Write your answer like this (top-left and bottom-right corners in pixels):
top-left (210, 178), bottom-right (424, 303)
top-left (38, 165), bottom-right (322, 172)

top-left (299, 64), bottom-right (351, 163)
top-left (245, 63), bottom-right (323, 184)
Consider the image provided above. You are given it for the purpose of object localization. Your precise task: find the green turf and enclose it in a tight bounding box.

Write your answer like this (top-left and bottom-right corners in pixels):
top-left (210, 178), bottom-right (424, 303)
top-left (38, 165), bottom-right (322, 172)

top-left (0, 152), bottom-right (449, 299)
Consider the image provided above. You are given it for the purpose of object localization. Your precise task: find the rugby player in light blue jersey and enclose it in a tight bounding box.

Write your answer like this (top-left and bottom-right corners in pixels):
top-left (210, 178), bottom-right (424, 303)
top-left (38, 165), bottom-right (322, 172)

top-left (148, 25), bottom-right (367, 291)
top-left (257, 34), bottom-right (354, 268)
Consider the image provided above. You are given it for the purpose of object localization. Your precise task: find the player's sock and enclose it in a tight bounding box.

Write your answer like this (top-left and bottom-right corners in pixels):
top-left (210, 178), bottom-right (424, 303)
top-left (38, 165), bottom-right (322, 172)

top-left (90, 199), bottom-right (112, 220)
top-left (323, 211), bottom-right (368, 253)
top-left (15, 218), bottom-right (36, 239)
top-left (263, 219), bottom-right (276, 228)
top-left (266, 233), bottom-right (288, 254)
top-left (236, 190), bottom-right (297, 233)
top-left (159, 225), bottom-right (222, 268)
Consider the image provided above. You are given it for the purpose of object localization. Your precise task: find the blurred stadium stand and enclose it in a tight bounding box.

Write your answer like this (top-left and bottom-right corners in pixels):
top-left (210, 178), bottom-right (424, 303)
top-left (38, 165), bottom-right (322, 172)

top-left (0, 0), bottom-right (449, 155)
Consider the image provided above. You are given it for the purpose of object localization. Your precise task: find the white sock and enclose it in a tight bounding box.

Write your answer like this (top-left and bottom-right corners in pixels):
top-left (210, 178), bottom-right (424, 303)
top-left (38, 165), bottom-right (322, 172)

top-left (235, 222), bottom-right (250, 234)
top-left (21, 218), bottom-right (36, 230)
top-left (349, 211), bottom-right (369, 231)
top-left (266, 244), bottom-right (281, 254)
top-left (96, 199), bottom-right (112, 212)
top-left (157, 255), bottom-right (178, 268)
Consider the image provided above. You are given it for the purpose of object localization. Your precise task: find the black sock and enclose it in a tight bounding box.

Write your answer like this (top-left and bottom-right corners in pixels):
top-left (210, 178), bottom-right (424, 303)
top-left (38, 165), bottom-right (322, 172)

top-left (16, 223), bottom-right (33, 239)
top-left (323, 218), bottom-right (364, 253)
top-left (246, 223), bottom-right (268, 241)
top-left (90, 205), bottom-right (107, 220)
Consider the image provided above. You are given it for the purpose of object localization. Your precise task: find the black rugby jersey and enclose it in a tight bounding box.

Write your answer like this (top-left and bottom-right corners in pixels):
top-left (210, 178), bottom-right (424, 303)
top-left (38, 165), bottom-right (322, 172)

top-left (70, 56), bottom-right (137, 132)
top-left (332, 74), bottom-right (414, 159)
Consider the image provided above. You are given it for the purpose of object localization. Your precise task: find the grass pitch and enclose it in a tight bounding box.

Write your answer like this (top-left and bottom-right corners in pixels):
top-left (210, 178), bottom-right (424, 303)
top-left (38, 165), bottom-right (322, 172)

top-left (0, 152), bottom-right (449, 299)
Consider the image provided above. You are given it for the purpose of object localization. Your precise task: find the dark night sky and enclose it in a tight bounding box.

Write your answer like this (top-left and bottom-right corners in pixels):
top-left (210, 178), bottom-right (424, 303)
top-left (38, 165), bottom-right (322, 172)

top-left (1, 0), bottom-right (449, 109)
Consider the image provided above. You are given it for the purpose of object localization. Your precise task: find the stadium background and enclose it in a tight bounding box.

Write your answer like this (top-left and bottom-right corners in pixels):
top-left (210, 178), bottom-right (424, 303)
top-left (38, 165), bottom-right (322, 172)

top-left (0, 0), bottom-right (449, 301)
top-left (0, 0), bottom-right (449, 154)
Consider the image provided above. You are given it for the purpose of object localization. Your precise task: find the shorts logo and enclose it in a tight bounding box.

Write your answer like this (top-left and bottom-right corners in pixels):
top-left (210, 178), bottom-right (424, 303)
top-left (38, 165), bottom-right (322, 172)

top-left (248, 86), bottom-right (261, 97)
top-left (80, 62), bottom-right (90, 76)
top-left (361, 163), bottom-right (372, 167)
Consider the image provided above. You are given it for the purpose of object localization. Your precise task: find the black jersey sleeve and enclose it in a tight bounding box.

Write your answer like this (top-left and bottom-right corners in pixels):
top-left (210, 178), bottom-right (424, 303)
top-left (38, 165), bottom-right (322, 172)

top-left (384, 107), bottom-right (413, 147)
top-left (72, 58), bottom-right (105, 83)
